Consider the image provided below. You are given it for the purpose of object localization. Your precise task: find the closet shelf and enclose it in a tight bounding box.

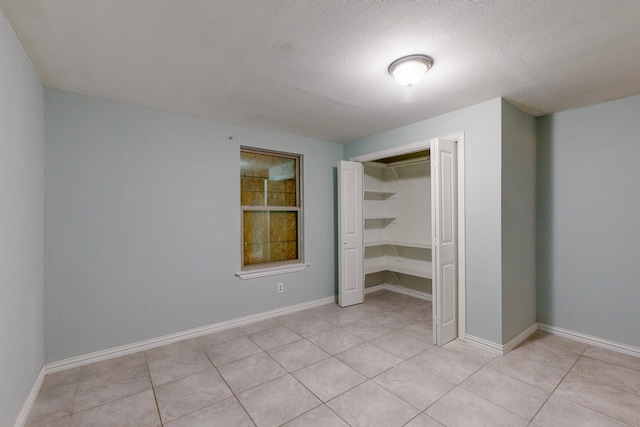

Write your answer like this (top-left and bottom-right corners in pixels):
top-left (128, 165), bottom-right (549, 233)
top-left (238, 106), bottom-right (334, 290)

top-left (364, 216), bottom-right (397, 221)
top-left (364, 190), bottom-right (397, 199)
top-left (364, 262), bottom-right (432, 279)
top-left (364, 240), bottom-right (431, 249)
top-left (362, 157), bottom-right (431, 282)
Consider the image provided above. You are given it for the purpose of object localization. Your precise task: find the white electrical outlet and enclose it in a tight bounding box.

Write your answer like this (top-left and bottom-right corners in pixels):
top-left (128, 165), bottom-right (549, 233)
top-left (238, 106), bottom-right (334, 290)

top-left (277, 283), bottom-right (284, 293)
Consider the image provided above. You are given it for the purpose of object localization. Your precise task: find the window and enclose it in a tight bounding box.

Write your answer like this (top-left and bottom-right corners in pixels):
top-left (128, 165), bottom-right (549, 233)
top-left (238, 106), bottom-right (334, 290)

top-left (240, 147), bottom-right (303, 274)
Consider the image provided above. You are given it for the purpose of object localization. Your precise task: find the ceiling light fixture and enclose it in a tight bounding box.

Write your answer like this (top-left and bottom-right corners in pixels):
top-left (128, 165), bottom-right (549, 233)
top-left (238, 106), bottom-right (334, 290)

top-left (388, 54), bottom-right (433, 87)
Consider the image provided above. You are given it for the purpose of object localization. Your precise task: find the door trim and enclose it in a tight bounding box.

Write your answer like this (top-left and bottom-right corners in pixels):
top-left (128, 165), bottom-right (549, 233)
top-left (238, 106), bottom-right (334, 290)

top-left (350, 140), bottom-right (431, 163)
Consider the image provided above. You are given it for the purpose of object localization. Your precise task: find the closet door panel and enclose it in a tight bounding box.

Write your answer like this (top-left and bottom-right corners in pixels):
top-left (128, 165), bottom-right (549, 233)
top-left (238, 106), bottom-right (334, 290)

top-left (338, 161), bottom-right (364, 307)
top-left (433, 138), bottom-right (458, 346)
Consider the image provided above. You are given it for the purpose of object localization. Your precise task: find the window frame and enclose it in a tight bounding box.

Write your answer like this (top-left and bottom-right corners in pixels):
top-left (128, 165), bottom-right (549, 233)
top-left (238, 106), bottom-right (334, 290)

top-left (238, 146), bottom-right (305, 277)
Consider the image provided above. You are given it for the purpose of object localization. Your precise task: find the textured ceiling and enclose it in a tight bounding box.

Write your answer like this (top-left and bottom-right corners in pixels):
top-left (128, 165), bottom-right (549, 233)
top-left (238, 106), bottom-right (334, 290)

top-left (2, 0), bottom-right (640, 143)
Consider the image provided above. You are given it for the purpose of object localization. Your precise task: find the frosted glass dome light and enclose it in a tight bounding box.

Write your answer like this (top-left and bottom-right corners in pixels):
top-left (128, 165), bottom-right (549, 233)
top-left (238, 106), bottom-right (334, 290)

top-left (388, 55), bottom-right (433, 87)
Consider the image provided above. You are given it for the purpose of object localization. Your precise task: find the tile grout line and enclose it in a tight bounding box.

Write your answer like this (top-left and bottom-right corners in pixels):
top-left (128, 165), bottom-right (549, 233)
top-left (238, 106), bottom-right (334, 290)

top-left (360, 300), bottom-right (449, 422)
top-left (424, 343), bottom-right (545, 424)
top-left (69, 366), bottom-right (82, 418)
top-left (26, 296), bottom-right (430, 426)
top-left (47, 295), bottom-right (640, 427)
top-left (425, 351), bottom-right (511, 422)
top-left (152, 342), bottom-right (248, 426)
top-left (67, 383), bottom-right (158, 421)
top-left (571, 354), bottom-right (640, 397)
top-left (142, 350), bottom-right (164, 426)
top-left (581, 348), bottom-right (640, 373)
top-left (527, 342), bottom-right (588, 424)
top-left (195, 334), bottom-right (260, 426)
top-left (275, 298), bottom-right (432, 425)
top-left (553, 369), bottom-right (637, 426)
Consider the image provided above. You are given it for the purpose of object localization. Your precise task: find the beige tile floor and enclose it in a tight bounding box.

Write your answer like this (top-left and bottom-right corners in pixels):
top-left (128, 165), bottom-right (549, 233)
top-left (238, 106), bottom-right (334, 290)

top-left (25, 289), bottom-right (640, 427)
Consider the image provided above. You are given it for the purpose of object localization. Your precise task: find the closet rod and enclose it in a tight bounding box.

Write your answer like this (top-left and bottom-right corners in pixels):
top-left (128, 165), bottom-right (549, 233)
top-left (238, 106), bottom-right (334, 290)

top-left (386, 157), bottom-right (430, 168)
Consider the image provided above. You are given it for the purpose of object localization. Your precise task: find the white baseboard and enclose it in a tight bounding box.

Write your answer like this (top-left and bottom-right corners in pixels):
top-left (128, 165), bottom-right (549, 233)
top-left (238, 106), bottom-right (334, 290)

top-left (465, 334), bottom-right (503, 354)
top-left (46, 296), bottom-right (336, 373)
top-left (365, 283), bottom-right (432, 301)
top-left (502, 323), bottom-right (538, 354)
top-left (466, 323), bottom-right (537, 356)
top-left (537, 323), bottom-right (640, 358)
top-left (468, 323), bottom-right (640, 358)
top-left (13, 366), bottom-right (46, 427)
top-left (365, 284), bottom-right (386, 294)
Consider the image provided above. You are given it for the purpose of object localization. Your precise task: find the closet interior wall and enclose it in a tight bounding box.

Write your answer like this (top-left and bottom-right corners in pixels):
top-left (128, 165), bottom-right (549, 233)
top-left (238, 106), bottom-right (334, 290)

top-left (363, 154), bottom-right (432, 297)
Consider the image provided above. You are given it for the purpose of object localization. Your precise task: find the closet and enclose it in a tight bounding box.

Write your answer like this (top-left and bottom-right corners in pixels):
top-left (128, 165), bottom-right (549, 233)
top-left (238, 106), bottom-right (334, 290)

top-left (338, 135), bottom-right (460, 346)
top-left (362, 151), bottom-right (432, 296)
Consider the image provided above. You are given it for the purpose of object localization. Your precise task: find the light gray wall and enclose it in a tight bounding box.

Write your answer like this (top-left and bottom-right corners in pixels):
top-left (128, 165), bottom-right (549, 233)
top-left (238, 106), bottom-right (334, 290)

top-left (501, 100), bottom-right (537, 343)
top-left (537, 94), bottom-right (640, 347)
top-left (345, 98), bottom-right (504, 344)
top-left (44, 88), bottom-right (343, 363)
top-left (0, 9), bottom-right (44, 426)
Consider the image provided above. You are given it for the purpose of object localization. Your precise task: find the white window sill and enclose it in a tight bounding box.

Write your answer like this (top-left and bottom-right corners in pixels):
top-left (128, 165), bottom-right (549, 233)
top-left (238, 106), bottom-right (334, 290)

top-left (236, 263), bottom-right (310, 280)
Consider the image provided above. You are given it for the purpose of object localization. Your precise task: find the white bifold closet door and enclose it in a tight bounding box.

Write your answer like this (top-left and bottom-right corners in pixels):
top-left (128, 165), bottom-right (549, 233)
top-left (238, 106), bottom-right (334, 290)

top-left (337, 139), bottom-right (459, 345)
top-left (337, 161), bottom-right (364, 307)
top-left (431, 138), bottom-right (458, 346)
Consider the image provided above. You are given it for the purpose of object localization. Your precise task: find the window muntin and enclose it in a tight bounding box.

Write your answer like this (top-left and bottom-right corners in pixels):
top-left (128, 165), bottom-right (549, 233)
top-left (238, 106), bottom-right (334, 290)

top-left (240, 148), bottom-right (302, 269)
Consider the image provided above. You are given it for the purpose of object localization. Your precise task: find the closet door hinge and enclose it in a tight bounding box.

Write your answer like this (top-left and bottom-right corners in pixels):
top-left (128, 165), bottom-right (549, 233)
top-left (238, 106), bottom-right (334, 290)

top-left (434, 316), bottom-right (439, 326)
